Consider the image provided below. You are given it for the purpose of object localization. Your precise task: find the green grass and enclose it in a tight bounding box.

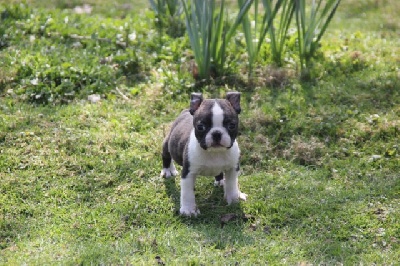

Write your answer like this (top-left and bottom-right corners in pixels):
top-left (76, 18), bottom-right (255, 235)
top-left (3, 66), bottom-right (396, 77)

top-left (1, 0), bottom-right (399, 264)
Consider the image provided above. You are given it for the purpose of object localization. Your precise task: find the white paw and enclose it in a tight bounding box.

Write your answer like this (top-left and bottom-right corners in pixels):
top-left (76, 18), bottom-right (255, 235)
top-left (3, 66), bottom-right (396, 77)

top-left (226, 191), bottom-right (247, 205)
top-left (160, 164), bottom-right (178, 178)
top-left (214, 179), bottom-right (225, 187)
top-left (180, 205), bottom-right (200, 217)
top-left (239, 192), bottom-right (247, 201)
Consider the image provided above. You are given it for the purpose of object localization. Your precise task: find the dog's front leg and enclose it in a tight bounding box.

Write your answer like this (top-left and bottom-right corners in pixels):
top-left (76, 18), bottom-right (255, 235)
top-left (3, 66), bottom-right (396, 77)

top-left (180, 172), bottom-right (200, 216)
top-left (224, 168), bottom-right (247, 204)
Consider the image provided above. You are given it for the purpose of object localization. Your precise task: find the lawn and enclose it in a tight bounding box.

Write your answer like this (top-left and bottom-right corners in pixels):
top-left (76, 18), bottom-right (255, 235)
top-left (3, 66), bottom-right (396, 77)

top-left (0, 0), bottom-right (399, 265)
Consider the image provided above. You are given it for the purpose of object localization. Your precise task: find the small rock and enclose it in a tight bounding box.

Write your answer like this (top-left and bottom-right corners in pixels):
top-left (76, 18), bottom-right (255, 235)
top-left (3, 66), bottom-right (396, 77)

top-left (74, 4), bottom-right (92, 14)
top-left (370, 155), bottom-right (382, 162)
top-left (30, 78), bottom-right (39, 85)
top-left (221, 213), bottom-right (238, 227)
top-left (128, 32), bottom-right (137, 41)
top-left (72, 41), bottom-right (82, 48)
top-left (88, 94), bottom-right (101, 103)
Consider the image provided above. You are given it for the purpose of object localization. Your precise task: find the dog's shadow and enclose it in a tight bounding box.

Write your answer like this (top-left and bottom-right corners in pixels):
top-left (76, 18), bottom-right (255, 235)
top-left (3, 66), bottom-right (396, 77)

top-left (163, 176), bottom-right (180, 214)
top-left (163, 176), bottom-right (247, 222)
top-left (163, 176), bottom-right (253, 249)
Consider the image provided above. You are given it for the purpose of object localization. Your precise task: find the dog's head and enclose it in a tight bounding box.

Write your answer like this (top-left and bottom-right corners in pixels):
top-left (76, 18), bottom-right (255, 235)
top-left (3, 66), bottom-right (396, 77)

top-left (189, 92), bottom-right (241, 150)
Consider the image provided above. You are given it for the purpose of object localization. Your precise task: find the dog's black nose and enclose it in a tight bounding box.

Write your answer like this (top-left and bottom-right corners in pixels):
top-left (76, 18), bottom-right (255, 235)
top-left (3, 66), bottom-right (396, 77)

top-left (212, 131), bottom-right (222, 142)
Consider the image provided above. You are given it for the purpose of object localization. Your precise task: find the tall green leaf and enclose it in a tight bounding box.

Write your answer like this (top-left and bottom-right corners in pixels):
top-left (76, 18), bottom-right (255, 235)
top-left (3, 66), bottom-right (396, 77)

top-left (264, 0), bottom-right (293, 67)
top-left (182, 0), bottom-right (253, 80)
top-left (294, 0), bottom-right (341, 70)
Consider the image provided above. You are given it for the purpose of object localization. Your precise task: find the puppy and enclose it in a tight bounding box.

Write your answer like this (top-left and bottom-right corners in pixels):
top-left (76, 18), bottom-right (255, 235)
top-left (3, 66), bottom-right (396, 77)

top-left (161, 92), bottom-right (247, 216)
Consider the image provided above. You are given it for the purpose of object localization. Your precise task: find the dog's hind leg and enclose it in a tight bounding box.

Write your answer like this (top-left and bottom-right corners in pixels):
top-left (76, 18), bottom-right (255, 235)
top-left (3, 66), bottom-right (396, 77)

top-left (214, 172), bottom-right (225, 186)
top-left (160, 139), bottom-right (178, 178)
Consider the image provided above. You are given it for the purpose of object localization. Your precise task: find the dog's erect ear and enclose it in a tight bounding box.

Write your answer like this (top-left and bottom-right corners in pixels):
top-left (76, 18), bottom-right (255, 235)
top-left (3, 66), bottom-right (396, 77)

top-left (226, 92), bottom-right (241, 114)
top-left (190, 92), bottom-right (203, 115)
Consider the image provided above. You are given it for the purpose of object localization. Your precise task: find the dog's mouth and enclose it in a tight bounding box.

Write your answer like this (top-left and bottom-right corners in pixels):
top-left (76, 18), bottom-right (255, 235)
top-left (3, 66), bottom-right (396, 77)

top-left (208, 143), bottom-right (229, 150)
top-left (211, 143), bottom-right (224, 148)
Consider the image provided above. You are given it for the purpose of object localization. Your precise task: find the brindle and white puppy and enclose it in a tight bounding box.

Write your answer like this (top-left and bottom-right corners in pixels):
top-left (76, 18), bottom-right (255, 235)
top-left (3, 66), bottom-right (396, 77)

top-left (161, 92), bottom-right (247, 216)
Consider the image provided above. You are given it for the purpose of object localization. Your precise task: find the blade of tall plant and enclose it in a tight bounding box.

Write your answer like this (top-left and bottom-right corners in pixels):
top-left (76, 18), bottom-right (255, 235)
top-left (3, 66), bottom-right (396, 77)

top-left (149, 0), bottom-right (182, 17)
top-left (182, 0), bottom-right (253, 80)
top-left (182, 0), bottom-right (212, 79)
top-left (217, 0), bottom-right (253, 73)
top-left (238, 0), bottom-right (283, 76)
top-left (149, 0), bottom-right (185, 38)
top-left (237, 0), bottom-right (255, 76)
top-left (166, 0), bottom-right (183, 16)
top-left (264, 0), bottom-right (294, 67)
top-left (149, 0), bottom-right (167, 41)
top-left (294, 0), bottom-right (341, 70)
top-left (149, 0), bottom-right (166, 16)
top-left (210, 0), bottom-right (225, 73)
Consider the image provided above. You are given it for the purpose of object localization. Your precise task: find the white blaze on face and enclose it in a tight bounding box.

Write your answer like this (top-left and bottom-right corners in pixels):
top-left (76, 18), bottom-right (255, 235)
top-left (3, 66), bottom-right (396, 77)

top-left (212, 101), bottom-right (224, 127)
top-left (205, 101), bottom-right (231, 149)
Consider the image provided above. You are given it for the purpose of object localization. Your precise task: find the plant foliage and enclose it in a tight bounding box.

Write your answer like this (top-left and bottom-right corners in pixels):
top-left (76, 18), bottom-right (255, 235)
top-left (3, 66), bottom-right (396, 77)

top-left (265, 0), bottom-right (295, 67)
top-left (239, 0), bottom-right (289, 75)
top-left (181, 0), bottom-right (253, 80)
top-left (294, 0), bottom-right (342, 70)
top-left (149, 0), bottom-right (185, 37)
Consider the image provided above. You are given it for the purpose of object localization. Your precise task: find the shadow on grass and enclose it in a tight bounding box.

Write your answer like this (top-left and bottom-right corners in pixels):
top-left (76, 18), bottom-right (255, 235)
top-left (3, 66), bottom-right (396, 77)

top-left (163, 177), bottom-right (180, 214)
top-left (163, 176), bottom-right (247, 218)
top-left (163, 176), bottom-right (255, 247)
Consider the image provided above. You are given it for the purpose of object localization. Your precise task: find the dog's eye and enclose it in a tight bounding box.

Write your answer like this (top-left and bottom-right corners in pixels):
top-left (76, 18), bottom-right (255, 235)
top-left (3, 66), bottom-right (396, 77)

top-left (197, 124), bottom-right (206, 131)
top-left (228, 123), bottom-right (236, 130)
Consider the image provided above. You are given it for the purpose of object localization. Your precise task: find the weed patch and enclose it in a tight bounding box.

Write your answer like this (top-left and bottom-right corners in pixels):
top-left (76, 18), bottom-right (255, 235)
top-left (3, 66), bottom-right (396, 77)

top-left (283, 135), bottom-right (326, 166)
